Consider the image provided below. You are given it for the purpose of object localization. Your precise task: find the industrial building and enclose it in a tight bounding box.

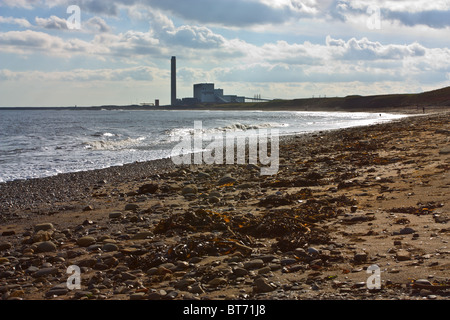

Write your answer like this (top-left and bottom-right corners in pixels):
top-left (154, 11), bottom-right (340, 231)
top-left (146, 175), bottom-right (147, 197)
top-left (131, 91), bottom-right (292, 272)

top-left (171, 56), bottom-right (245, 106)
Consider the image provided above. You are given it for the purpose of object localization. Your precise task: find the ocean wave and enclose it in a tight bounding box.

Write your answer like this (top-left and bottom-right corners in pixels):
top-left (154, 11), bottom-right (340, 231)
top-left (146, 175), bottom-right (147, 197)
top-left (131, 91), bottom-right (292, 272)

top-left (83, 136), bottom-right (145, 151)
top-left (166, 122), bottom-right (289, 137)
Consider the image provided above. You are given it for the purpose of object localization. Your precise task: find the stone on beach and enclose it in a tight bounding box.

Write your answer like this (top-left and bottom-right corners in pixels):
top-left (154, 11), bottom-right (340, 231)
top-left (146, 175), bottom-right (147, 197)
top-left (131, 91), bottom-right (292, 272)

top-left (77, 236), bottom-right (96, 247)
top-left (218, 174), bottom-right (236, 185)
top-left (35, 241), bottom-right (57, 253)
top-left (34, 223), bottom-right (54, 233)
top-left (182, 184), bottom-right (198, 195)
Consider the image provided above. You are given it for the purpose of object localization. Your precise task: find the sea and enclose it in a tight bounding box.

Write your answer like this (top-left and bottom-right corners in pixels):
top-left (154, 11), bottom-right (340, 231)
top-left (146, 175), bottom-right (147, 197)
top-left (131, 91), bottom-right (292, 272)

top-left (0, 109), bottom-right (408, 182)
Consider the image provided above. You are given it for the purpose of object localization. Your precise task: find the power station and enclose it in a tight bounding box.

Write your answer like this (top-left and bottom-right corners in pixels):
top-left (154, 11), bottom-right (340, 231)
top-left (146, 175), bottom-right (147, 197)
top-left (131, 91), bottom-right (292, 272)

top-left (170, 56), bottom-right (246, 106)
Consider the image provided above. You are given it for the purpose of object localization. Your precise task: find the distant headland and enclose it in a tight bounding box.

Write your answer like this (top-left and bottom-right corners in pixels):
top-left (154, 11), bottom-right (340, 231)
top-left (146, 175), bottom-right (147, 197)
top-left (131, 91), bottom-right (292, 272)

top-left (1, 86), bottom-right (449, 113)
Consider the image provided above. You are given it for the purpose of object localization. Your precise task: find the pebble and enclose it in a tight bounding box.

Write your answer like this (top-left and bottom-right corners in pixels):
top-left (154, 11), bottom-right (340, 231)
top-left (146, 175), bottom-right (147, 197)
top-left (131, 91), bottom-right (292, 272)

top-left (253, 278), bottom-right (277, 293)
top-left (0, 242), bottom-right (12, 251)
top-left (46, 283), bottom-right (69, 297)
top-left (35, 241), bottom-right (57, 253)
top-left (182, 185), bottom-right (198, 195)
top-left (233, 267), bottom-right (249, 277)
top-left (395, 227), bottom-right (416, 235)
top-left (33, 267), bottom-right (58, 278)
top-left (34, 223), bottom-right (55, 232)
top-left (189, 282), bottom-right (205, 294)
top-left (396, 250), bottom-right (412, 261)
top-left (102, 243), bottom-right (119, 252)
top-left (77, 236), bottom-right (96, 247)
top-left (208, 277), bottom-right (227, 287)
top-left (131, 232), bottom-right (153, 240)
top-left (218, 175), bottom-right (236, 185)
top-left (243, 259), bottom-right (265, 270)
top-left (109, 212), bottom-right (123, 219)
top-left (125, 204), bottom-right (139, 211)
top-left (307, 247), bottom-right (320, 255)
top-left (354, 252), bottom-right (368, 263)
top-left (130, 292), bottom-right (146, 300)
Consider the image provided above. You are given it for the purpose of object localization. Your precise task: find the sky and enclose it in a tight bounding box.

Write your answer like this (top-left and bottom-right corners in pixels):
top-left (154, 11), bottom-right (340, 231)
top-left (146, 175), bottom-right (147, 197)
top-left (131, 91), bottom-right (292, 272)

top-left (0, 0), bottom-right (449, 107)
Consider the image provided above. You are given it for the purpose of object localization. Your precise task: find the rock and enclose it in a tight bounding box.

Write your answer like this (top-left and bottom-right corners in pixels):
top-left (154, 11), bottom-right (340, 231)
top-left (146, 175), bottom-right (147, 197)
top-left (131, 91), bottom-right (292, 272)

top-left (394, 227), bottom-right (416, 235)
top-left (174, 278), bottom-right (196, 290)
top-left (138, 183), bottom-right (159, 194)
top-left (0, 242), bottom-right (12, 251)
top-left (109, 212), bottom-right (123, 219)
top-left (233, 267), bottom-right (249, 277)
top-left (342, 215), bottom-right (373, 224)
top-left (77, 236), bottom-right (96, 247)
top-left (33, 230), bottom-right (53, 243)
top-left (35, 241), bottom-right (57, 253)
top-left (34, 223), bottom-right (54, 233)
top-left (208, 277), bottom-right (227, 287)
top-left (165, 291), bottom-right (179, 300)
top-left (243, 259), bottom-right (265, 270)
top-left (208, 196), bottom-right (220, 204)
top-left (439, 146), bottom-right (450, 155)
top-left (354, 252), bottom-right (368, 263)
top-left (131, 232), bottom-right (153, 240)
top-left (257, 266), bottom-right (272, 275)
top-left (46, 284), bottom-right (69, 297)
top-left (253, 278), bottom-right (277, 293)
top-left (182, 184), bottom-right (198, 195)
top-left (189, 283), bottom-right (205, 294)
top-left (33, 267), bottom-right (58, 278)
top-left (102, 243), bottom-right (119, 252)
top-left (121, 272), bottom-right (137, 281)
top-left (197, 171), bottom-right (211, 179)
top-left (1, 231), bottom-right (15, 236)
top-left (307, 247), bottom-right (320, 255)
top-left (130, 292), bottom-right (146, 300)
top-left (396, 250), bottom-right (412, 261)
top-left (218, 175), bottom-right (236, 185)
top-left (83, 205), bottom-right (94, 212)
top-left (125, 204), bottom-right (139, 211)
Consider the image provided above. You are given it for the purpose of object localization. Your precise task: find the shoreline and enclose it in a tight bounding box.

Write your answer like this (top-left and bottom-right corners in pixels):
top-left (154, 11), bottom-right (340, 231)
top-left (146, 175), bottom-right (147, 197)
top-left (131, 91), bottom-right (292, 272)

top-left (0, 110), bottom-right (411, 185)
top-left (0, 113), bottom-right (412, 211)
top-left (0, 111), bottom-right (449, 301)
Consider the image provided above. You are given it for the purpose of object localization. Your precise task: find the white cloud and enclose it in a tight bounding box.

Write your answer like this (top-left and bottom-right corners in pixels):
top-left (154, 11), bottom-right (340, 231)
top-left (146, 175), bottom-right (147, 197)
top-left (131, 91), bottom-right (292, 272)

top-left (0, 66), bottom-right (156, 82)
top-left (35, 15), bottom-right (68, 30)
top-left (0, 16), bottom-right (32, 28)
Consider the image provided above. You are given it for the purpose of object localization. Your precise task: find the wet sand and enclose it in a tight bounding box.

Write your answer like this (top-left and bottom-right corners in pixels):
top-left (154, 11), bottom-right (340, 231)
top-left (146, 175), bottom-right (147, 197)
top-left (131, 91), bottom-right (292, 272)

top-left (0, 111), bottom-right (449, 301)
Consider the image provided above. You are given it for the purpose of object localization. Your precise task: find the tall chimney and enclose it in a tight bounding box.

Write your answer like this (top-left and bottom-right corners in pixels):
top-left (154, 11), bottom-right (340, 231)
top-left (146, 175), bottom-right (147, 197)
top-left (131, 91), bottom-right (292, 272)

top-left (171, 56), bottom-right (176, 106)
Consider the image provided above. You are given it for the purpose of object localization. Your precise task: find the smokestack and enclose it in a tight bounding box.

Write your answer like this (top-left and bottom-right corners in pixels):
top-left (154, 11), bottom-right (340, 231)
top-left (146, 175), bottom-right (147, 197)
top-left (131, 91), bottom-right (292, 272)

top-left (171, 56), bottom-right (176, 106)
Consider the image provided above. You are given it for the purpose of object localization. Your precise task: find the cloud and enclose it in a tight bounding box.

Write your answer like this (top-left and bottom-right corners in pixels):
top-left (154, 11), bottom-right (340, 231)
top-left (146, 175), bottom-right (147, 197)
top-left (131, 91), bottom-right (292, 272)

top-left (326, 36), bottom-right (427, 60)
top-left (141, 0), bottom-right (298, 27)
top-left (0, 29), bottom-right (162, 58)
top-left (148, 11), bottom-right (225, 49)
top-left (383, 9), bottom-right (450, 29)
top-left (332, 0), bottom-right (450, 29)
top-left (84, 17), bottom-right (111, 33)
top-left (0, 16), bottom-right (33, 28)
top-left (0, 0), bottom-right (42, 9)
top-left (35, 15), bottom-right (68, 30)
top-left (0, 66), bottom-right (155, 82)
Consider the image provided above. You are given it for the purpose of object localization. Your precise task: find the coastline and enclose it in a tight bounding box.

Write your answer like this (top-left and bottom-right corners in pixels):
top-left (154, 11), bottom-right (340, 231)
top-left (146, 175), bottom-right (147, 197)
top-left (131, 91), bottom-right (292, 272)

top-left (0, 111), bottom-right (449, 300)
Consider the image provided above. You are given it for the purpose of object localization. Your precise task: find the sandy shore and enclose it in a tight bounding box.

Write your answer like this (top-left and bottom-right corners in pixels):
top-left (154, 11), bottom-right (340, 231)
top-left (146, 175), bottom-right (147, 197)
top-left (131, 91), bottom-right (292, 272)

top-left (0, 111), bottom-right (449, 301)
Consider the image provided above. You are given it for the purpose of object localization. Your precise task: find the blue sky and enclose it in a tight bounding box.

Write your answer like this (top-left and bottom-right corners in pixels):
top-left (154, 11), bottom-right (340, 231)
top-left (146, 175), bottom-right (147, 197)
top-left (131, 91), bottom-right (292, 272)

top-left (0, 0), bottom-right (449, 107)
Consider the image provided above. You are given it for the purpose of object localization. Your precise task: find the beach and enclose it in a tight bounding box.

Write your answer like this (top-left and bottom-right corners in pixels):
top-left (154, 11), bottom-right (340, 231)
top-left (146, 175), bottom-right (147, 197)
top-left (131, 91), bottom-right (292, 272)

top-left (0, 110), bottom-right (449, 300)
